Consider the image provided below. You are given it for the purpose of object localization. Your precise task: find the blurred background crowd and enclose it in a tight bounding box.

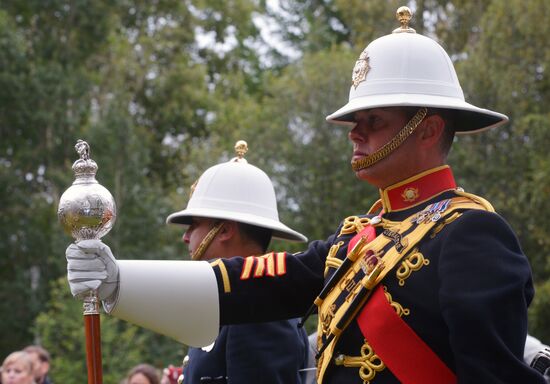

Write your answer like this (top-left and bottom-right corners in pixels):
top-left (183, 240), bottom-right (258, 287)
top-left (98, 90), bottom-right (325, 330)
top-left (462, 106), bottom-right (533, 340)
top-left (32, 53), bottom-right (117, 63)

top-left (0, 345), bottom-right (183, 384)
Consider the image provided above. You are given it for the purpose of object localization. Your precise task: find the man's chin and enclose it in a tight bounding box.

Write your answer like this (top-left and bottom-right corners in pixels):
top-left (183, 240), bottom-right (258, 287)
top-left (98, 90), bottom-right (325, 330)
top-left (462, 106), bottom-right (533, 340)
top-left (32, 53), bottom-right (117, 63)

top-left (354, 166), bottom-right (387, 187)
top-left (353, 167), bottom-right (371, 180)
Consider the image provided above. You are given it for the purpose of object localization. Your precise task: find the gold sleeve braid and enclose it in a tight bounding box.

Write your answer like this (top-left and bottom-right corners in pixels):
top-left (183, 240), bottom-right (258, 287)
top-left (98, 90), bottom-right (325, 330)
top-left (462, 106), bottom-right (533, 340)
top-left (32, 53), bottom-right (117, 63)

top-left (210, 259), bottom-right (231, 293)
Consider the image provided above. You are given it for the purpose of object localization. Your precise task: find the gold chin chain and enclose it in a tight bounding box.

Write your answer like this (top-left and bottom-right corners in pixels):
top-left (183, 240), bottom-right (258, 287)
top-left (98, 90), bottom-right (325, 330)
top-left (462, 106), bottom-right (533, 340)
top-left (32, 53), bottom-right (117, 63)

top-left (351, 107), bottom-right (428, 172)
top-left (192, 221), bottom-right (224, 260)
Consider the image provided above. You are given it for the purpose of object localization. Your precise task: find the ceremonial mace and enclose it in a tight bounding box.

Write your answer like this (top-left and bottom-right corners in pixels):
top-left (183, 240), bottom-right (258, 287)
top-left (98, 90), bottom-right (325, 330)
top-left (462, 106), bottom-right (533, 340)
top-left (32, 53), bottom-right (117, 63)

top-left (58, 139), bottom-right (117, 384)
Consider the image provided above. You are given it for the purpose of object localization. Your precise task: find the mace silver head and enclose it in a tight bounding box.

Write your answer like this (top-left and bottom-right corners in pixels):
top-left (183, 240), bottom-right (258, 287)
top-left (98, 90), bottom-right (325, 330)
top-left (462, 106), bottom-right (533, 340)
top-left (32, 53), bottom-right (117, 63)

top-left (58, 140), bottom-right (117, 241)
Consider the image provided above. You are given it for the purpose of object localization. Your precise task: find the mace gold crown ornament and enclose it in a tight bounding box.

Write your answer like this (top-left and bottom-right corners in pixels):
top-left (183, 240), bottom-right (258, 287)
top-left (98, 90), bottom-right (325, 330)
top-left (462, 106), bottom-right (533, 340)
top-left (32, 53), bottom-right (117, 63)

top-left (58, 139), bottom-right (117, 241)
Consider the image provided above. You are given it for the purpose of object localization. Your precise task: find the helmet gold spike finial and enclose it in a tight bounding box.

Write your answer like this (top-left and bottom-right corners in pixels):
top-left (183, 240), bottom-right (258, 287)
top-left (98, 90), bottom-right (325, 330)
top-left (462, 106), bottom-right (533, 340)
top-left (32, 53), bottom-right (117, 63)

top-left (393, 6), bottom-right (416, 34)
top-left (232, 140), bottom-right (248, 163)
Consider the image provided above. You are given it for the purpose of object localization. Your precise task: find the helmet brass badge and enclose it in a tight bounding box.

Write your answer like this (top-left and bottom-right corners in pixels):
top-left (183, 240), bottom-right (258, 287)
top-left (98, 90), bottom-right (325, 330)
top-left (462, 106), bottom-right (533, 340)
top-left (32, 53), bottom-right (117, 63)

top-left (189, 178), bottom-right (199, 199)
top-left (352, 48), bottom-right (370, 89)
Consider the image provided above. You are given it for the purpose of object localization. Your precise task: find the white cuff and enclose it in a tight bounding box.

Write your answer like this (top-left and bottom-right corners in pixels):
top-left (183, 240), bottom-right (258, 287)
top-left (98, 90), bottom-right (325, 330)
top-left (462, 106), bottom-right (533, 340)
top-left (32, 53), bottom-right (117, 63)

top-left (106, 260), bottom-right (219, 347)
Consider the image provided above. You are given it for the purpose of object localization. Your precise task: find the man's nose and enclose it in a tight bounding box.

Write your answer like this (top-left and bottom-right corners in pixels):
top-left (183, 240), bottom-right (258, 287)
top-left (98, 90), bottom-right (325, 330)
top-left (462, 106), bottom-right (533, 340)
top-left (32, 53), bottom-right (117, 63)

top-left (348, 123), bottom-right (365, 143)
top-left (182, 230), bottom-right (190, 244)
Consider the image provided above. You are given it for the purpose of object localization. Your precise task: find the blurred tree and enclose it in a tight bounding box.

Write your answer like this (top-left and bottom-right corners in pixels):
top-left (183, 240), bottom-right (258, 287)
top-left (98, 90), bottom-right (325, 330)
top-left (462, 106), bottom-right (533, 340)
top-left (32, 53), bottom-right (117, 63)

top-left (270, 0), bottom-right (402, 53)
top-left (0, 1), bottom-right (111, 357)
top-left (0, 0), bottom-right (288, 368)
top-left (452, 0), bottom-right (550, 285)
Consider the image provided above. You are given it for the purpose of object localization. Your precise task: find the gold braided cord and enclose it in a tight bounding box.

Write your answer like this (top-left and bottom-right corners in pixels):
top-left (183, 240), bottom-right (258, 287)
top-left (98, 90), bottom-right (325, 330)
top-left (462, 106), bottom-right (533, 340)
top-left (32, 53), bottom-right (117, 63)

top-left (339, 216), bottom-right (371, 236)
top-left (454, 189), bottom-right (495, 212)
top-left (351, 107), bottom-right (428, 172)
top-left (325, 256), bottom-right (344, 269)
top-left (430, 212), bottom-right (461, 238)
top-left (396, 248), bottom-right (429, 286)
top-left (192, 221), bottom-right (224, 261)
top-left (333, 341), bottom-right (385, 383)
top-left (324, 241), bottom-right (345, 276)
top-left (366, 200), bottom-right (383, 215)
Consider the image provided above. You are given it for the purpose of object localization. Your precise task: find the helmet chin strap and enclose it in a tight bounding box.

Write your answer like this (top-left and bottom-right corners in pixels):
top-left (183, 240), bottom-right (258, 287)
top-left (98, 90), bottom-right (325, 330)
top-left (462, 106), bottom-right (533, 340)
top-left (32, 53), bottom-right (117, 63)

top-left (351, 107), bottom-right (428, 172)
top-left (191, 221), bottom-right (224, 261)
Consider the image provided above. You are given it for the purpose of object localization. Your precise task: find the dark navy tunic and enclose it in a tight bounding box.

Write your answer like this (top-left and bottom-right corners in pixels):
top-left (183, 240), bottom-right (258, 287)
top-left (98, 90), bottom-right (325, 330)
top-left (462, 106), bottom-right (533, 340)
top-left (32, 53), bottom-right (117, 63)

top-left (211, 187), bottom-right (545, 383)
top-left (183, 318), bottom-right (309, 384)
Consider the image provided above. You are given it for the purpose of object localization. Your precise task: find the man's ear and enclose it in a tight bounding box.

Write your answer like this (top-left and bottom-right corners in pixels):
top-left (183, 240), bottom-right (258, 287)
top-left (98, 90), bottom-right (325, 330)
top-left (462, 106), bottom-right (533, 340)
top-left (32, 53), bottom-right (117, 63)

top-left (417, 114), bottom-right (445, 149)
top-left (217, 220), bottom-right (238, 242)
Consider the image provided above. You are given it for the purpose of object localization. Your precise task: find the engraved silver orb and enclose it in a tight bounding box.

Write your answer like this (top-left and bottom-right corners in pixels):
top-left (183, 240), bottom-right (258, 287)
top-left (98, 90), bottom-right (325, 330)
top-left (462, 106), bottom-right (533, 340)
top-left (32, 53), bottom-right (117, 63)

top-left (58, 139), bottom-right (116, 241)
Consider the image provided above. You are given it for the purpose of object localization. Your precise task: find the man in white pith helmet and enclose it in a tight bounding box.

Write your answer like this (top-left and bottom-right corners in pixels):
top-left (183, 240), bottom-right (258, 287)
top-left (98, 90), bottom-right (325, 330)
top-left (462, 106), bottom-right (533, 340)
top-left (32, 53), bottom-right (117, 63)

top-left (166, 141), bottom-right (309, 384)
top-left (65, 6), bottom-right (545, 383)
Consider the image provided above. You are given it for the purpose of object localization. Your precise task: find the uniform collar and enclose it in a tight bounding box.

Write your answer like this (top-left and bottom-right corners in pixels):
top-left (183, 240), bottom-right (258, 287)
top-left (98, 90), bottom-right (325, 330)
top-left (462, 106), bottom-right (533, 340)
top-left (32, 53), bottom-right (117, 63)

top-left (379, 165), bottom-right (456, 213)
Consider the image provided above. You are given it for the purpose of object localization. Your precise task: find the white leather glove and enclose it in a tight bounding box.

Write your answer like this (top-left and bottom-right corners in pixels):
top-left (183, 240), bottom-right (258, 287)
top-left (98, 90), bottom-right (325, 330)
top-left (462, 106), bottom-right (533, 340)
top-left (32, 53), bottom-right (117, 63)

top-left (66, 239), bottom-right (119, 301)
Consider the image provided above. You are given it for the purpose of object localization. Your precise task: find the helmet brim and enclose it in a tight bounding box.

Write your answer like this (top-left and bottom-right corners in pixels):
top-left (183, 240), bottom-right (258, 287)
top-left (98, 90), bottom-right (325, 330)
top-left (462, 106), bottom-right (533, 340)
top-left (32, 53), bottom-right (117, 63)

top-left (326, 93), bottom-right (508, 134)
top-left (166, 208), bottom-right (308, 243)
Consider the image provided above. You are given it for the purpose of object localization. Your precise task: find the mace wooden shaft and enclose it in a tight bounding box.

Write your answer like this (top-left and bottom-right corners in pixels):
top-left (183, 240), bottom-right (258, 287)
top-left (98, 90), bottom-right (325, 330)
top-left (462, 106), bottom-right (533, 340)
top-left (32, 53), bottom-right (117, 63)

top-left (84, 313), bottom-right (103, 384)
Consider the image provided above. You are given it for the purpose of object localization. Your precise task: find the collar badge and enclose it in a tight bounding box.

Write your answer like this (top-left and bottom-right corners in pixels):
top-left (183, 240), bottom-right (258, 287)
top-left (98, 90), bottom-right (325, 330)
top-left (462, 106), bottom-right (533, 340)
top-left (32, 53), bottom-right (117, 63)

top-left (402, 187), bottom-right (420, 202)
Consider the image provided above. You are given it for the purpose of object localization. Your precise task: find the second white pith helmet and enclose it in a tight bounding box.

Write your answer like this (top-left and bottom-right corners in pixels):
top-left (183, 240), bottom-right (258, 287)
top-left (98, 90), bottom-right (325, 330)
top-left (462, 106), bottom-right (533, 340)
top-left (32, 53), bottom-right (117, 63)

top-left (166, 141), bottom-right (307, 243)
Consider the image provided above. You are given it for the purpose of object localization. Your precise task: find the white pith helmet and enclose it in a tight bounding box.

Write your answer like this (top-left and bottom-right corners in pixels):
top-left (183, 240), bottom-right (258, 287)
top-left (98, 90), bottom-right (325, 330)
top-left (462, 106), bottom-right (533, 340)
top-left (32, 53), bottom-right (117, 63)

top-left (326, 6), bottom-right (508, 134)
top-left (166, 140), bottom-right (307, 242)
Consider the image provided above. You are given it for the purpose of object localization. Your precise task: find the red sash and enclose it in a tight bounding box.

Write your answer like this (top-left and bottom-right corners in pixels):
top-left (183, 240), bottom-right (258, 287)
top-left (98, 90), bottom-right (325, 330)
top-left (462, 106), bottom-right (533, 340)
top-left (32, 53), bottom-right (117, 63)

top-left (356, 283), bottom-right (456, 383)
top-left (347, 225), bottom-right (457, 383)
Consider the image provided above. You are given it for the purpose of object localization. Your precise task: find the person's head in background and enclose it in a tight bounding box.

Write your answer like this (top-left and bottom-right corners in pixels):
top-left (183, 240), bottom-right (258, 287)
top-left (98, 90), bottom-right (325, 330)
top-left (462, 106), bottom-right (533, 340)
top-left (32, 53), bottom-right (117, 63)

top-left (125, 364), bottom-right (160, 384)
top-left (23, 346), bottom-right (50, 384)
top-left (160, 365), bottom-right (182, 384)
top-left (1, 351), bottom-right (35, 384)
